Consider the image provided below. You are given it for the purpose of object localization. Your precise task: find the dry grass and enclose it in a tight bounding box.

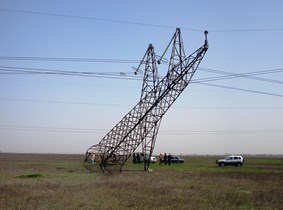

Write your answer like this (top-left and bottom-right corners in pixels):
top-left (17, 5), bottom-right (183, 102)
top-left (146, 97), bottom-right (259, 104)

top-left (0, 153), bottom-right (282, 209)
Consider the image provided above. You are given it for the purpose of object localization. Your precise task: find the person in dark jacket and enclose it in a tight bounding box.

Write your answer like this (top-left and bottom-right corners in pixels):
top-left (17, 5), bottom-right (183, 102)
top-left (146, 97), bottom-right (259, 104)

top-left (168, 153), bottom-right (172, 165)
top-left (163, 153), bottom-right (167, 165)
top-left (133, 153), bottom-right (137, 164)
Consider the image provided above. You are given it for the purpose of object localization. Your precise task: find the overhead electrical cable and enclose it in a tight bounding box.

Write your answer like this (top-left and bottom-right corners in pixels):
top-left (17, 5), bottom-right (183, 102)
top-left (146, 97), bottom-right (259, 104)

top-left (0, 65), bottom-right (143, 80)
top-left (209, 28), bottom-right (283, 33)
top-left (1, 65), bottom-right (282, 97)
top-left (1, 97), bottom-right (282, 110)
top-left (0, 97), bottom-right (131, 107)
top-left (199, 82), bottom-right (283, 98)
top-left (1, 8), bottom-right (283, 32)
top-left (0, 8), bottom-right (200, 32)
top-left (159, 129), bottom-right (283, 135)
top-left (0, 56), bottom-right (140, 63)
top-left (1, 56), bottom-right (282, 84)
top-left (1, 65), bottom-right (283, 86)
top-left (200, 67), bottom-right (283, 75)
top-left (1, 65), bottom-right (283, 84)
top-left (0, 124), bottom-right (282, 134)
top-left (0, 125), bottom-right (106, 134)
top-left (197, 67), bottom-right (283, 84)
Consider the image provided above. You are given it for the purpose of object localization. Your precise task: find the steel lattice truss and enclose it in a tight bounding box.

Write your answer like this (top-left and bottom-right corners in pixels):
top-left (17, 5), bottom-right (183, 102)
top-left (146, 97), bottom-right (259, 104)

top-left (84, 28), bottom-right (208, 172)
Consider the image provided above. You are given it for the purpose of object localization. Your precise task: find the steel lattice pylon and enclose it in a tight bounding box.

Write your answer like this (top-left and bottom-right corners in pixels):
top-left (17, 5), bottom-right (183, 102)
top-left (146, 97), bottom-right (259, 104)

top-left (84, 28), bottom-right (208, 172)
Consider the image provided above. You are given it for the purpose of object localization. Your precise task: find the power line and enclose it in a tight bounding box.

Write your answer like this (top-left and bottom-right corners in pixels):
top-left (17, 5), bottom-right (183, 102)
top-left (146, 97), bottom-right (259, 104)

top-left (209, 28), bottom-right (283, 33)
top-left (159, 129), bottom-right (283, 135)
top-left (1, 8), bottom-right (283, 33)
top-left (0, 65), bottom-right (143, 80)
top-left (1, 124), bottom-right (282, 135)
top-left (0, 56), bottom-right (140, 63)
top-left (1, 97), bottom-right (282, 110)
top-left (0, 8), bottom-right (199, 32)
top-left (1, 65), bottom-right (283, 84)
top-left (1, 65), bottom-right (283, 97)
top-left (198, 67), bottom-right (283, 85)
top-left (0, 125), bottom-right (106, 134)
top-left (200, 67), bottom-right (283, 78)
top-left (1, 57), bottom-right (283, 85)
top-left (0, 97), bottom-right (130, 107)
top-left (199, 82), bottom-right (283, 98)
top-left (1, 56), bottom-right (282, 84)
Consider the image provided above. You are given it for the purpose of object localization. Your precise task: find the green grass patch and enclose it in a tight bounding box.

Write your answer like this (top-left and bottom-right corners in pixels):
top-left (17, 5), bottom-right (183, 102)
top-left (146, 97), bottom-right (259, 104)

top-left (16, 173), bottom-right (43, 179)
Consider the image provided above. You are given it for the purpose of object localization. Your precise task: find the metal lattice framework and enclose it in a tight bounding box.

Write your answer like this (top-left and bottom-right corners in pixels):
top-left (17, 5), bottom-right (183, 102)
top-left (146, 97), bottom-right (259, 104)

top-left (84, 28), bottom-right (208, 172)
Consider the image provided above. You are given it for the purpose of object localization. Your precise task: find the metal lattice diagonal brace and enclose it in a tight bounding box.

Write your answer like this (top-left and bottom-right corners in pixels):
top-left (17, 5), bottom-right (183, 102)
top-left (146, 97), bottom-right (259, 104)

top-left (84, 28), bottom-right (209, 172)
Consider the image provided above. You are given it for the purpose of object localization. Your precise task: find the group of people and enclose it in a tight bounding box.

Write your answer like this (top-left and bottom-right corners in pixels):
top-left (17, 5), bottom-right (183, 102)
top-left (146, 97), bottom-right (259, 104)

top-left (132, 152), bottom-right (173, 165)
top-left (159, 153), bottom-right (172, 165)
top-left (132, 152), bottom-right (142, 164)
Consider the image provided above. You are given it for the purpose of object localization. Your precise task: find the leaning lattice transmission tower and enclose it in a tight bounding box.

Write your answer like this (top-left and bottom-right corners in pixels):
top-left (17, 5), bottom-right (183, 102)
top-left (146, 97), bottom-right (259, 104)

top-left (84, 28), bottom-right (208, 172)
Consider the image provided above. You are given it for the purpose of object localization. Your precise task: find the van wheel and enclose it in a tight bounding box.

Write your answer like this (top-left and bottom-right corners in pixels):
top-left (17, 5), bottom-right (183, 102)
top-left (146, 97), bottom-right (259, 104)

top-left (219, 163), bottom-right (225, 167)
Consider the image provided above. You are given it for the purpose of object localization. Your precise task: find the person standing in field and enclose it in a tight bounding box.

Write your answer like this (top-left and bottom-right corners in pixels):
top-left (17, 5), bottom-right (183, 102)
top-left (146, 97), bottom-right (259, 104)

top-left (91, 153), bottom-right (95, 164)
top-left (133, 153), bottom-right (137, 164)
top-left (137, 153), bottom-right (141, 164)
top-left (159, 153), bottom-right (163, 165)
top-left (164, 153), bottom-right (167, 165)
top-left (168, 153), bottom-right (172, 165)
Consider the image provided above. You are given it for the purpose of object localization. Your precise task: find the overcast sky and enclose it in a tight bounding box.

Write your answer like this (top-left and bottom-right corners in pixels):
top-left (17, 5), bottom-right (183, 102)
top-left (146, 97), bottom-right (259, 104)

top-left (0, 0), bottom-right (283, 155)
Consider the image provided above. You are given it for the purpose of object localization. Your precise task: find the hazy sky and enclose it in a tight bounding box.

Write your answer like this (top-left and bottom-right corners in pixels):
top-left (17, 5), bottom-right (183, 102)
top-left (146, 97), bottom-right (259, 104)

top-left (0, 0), bottom-right (283, 155)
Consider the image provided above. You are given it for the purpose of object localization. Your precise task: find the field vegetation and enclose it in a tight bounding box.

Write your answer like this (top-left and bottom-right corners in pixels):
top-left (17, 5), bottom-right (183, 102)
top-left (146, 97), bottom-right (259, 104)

top-left (0, 153), bottom-right (282, 209)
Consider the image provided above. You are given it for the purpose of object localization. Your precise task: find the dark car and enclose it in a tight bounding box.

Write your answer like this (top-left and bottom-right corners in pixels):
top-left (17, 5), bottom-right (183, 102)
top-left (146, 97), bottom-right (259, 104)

top-left (170, 156), bottom-right (184, 163)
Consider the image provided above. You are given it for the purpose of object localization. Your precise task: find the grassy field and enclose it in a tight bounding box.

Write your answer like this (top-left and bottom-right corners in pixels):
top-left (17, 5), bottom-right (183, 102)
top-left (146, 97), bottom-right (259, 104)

top-left (0, 153), bottom-right (282, 209)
